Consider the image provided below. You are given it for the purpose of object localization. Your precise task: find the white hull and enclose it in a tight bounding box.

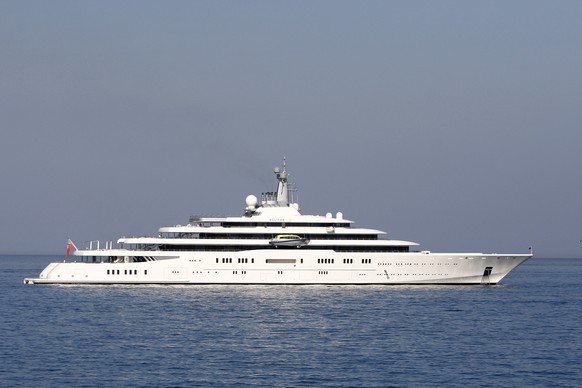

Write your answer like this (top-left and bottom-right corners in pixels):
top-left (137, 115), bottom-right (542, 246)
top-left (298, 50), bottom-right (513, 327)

top-left (24, 250), bottom-right (531, 285)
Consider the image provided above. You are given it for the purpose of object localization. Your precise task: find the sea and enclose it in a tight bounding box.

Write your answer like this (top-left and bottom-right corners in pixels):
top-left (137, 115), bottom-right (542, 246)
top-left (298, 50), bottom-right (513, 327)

top-left (1, 255), bottom-right (581, 387)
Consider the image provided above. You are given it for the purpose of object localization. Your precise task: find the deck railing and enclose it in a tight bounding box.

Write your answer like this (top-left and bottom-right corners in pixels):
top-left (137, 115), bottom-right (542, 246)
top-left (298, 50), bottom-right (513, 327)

top-left (86, 240), bottom-right (115, 250)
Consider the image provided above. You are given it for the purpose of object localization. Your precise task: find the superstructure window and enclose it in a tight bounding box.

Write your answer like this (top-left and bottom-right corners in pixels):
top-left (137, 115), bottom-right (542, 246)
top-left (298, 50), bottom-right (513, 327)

top-left (197, 232), bottom-right (374, 240)
top-left (156, 244), bottom-right (409, 253)
top-left (218, 221), bottom-right (351, 228)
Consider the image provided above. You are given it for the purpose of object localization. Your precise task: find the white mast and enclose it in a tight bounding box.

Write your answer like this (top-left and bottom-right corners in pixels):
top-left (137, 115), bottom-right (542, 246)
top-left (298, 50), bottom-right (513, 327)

top-left (275, 158), bottom-right (289, 206)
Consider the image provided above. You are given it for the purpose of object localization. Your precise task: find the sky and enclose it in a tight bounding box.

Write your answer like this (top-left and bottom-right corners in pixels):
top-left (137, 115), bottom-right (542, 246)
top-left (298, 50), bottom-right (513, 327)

top-left (1, 0), bottom-right (581, 257)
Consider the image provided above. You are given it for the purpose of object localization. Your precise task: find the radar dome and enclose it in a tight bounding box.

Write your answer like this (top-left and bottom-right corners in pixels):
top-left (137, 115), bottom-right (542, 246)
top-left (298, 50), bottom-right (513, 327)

top-left (245, 195), bottom-right (258, 207)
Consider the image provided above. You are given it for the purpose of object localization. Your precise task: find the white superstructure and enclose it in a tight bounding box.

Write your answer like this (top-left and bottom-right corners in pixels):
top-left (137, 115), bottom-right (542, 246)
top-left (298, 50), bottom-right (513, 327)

top-left (24, 160), bottom-right (532, 285)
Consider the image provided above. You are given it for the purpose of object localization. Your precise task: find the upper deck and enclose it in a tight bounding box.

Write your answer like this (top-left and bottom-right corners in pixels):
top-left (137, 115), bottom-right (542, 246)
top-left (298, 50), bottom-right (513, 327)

top-left (111, 159), bottom-right (418, 252)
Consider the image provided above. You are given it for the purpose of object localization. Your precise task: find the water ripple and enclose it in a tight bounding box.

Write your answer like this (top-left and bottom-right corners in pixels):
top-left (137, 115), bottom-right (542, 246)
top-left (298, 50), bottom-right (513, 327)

top-left (2, 256), bottom-right (581, 387)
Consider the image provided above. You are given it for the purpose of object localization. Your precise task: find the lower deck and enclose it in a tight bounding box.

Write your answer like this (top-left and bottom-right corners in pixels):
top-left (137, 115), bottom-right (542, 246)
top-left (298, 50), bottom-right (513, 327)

top-left (24, 250), bottom-right (532, 285)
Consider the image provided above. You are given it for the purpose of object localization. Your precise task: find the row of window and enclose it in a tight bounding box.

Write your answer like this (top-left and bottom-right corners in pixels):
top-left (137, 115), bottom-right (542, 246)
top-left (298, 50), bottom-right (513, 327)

top-left (197, 233), bottom-right (377, 240)
top-left (388, 263), bottom-right (457, 266)
top-left (107, 269), bottom-right (148, 275)
top-left (220, 222), bottom-right (350, 228)
top-left (145, 244), bottom-right (409, 253)
top-left (320, 258), bottom-right (371, 264)
top-left (214, 257), bottom-right (372, 265)
top-left (217, 258), bottom-right (256, 263)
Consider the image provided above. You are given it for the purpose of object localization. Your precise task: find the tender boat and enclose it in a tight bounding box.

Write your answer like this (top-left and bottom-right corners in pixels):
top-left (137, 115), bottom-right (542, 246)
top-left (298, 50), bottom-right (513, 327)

top-left (24, 159), bottom-right (532, 285)
top-left (269, 234), bottom-right (310, 247)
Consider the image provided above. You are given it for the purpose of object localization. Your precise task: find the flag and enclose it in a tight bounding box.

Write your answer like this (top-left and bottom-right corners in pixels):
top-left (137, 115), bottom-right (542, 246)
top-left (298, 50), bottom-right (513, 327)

top-left (66, 239), bottom-right (76, 257)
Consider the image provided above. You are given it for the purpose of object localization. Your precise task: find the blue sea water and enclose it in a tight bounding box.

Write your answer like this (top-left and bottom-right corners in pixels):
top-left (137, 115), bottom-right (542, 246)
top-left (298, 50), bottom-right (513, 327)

top-left (1, 256), bottom-right (581, 387)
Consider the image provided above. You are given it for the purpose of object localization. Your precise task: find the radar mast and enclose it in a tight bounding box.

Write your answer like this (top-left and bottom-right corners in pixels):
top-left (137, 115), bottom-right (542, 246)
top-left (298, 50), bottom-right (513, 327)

top-left (275, 158), bottom-right (289, 206)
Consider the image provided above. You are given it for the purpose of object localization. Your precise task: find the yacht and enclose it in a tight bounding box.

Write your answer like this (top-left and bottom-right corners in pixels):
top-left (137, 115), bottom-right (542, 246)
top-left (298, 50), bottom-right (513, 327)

top-left (24, 160), bottom-right (532, 285)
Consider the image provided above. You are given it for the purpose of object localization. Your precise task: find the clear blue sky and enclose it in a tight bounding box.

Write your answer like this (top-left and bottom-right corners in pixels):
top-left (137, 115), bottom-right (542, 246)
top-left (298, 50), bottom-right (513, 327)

top-left (1, 1), bottom-right (581, 257)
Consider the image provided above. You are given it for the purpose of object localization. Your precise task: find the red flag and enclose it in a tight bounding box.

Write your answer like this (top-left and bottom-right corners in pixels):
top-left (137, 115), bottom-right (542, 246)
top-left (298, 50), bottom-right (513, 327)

top-left (66, 240), bottom-right (75, 257)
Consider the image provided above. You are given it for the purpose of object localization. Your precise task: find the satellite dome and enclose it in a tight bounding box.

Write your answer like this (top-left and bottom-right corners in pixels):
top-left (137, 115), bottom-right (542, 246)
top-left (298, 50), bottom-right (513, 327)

top-left (245, 195), bottom-right (258, 208)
